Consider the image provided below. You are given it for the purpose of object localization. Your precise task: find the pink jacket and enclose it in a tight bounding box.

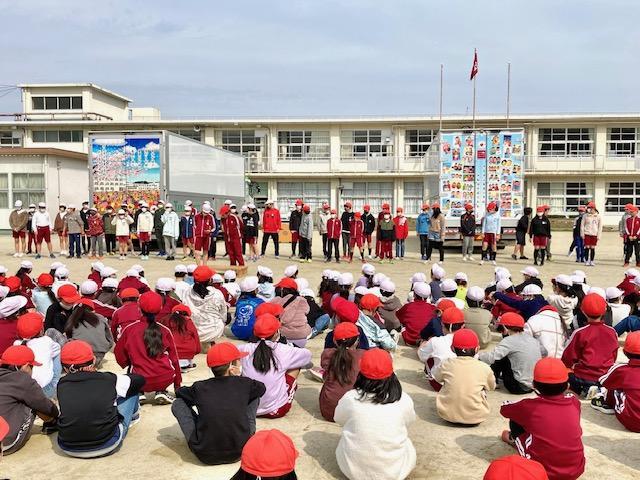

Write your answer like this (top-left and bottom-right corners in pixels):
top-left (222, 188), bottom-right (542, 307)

top-left (270, 295), bottom-right (311, 340)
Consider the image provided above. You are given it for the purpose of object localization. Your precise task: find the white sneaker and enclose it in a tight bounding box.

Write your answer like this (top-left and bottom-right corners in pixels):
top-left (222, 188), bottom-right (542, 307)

top-left (479, 260), bottom-right (484, 265)
top-left (12, 253), bottom-right (19, 258)
top-left (590, 260), bottom-right (596, 266)
top-left (468, 256), bottom-right (475, 261)
top-left (491, 260), bottom-right (497, 266)
top-left (462, 255), bottom-right (467, 262)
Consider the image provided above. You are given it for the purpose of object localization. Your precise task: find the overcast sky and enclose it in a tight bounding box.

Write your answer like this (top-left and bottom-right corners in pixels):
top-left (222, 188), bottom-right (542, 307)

top-left (1, 0), bottom-right (638, 117)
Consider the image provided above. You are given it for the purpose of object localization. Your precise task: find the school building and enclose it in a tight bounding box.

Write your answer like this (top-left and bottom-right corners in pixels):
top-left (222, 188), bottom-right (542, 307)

top-left (0, 82), bottom-right (639, 229)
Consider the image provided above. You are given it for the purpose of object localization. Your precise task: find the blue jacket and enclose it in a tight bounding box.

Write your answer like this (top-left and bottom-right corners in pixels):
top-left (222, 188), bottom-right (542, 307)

top-left (493, 293), bottom-right (548, 320)
top-left (614, 315), bottom-right (640, 336)
top-left (180, 215), bottom-right (195, 238)
top-left (481, 212), bottom-right (502, 234)
top-left (210, 214), bottom-right (220, 238)
top-left (231, 294), bottom-right (264, 340)
top-left (416, 212), bottom-right (431, 235)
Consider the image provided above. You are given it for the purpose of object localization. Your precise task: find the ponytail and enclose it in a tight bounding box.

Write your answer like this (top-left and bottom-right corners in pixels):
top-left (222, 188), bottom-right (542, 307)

top-left (64, 305), bottom-right (99, 337)
top-left (193, 282), bottom-right (209, 299)
top-left (169, 312), bottom-right (188, 335)
top-left (143, 312), bottom-right (164, 357)
top-left (252, 338), bottom-right (278, 374)
top-left (46, 287), bottom-right (57, 306)
top-left (328, 336), bottom-right (358, 385)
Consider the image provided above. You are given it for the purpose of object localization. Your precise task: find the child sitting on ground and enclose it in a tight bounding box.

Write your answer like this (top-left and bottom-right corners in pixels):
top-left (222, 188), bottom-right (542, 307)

top-left (163, 305), bottom-right (200, 372)
top-left (231, 276), bottom-right (264, 341)
top-left (397, 282), bottom-right (436, 346)
top-left (561, 293), bottom-right (619, 396)
top-left (110, 288), bottom-right (142, 342)
top-left (172, 343), bottom-right (266, 465)
top-left (434, 329), bottom-right (496, 425)
top-left (500, 357), bottom-right (585, 480)
top-left (230, 429), bottom-right (299, 480)
top-left (323, 298), bottom-right (370, 350)
top-left (463, 286), bottom-right (492, 348)
top-left (483, 455), bottom-right (549, 480)
top-left (357, 294), bottom-right (397, 351)
top-left (378, 280), bottom-right (402, 332)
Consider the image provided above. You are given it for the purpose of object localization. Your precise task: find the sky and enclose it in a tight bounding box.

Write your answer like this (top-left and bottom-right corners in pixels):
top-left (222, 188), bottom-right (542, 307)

top-left (1, 0), bottom-right (638, 117)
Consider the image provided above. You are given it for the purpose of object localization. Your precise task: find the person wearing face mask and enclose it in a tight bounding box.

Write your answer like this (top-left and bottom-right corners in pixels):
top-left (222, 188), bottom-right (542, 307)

top-left (427, 204), bottom-right (446, 263)
top-left (180, 206), bottom-right (195, 260)
top-left (242, 203), bottom-right (260, 262)
top-left (317, 202), bottom-right (331, 260)
top-left (378, 210), bottom-right (396, 263)
top-left (26, 204), bottom-right (36, 255)
top-left (154, 200), bottom-right (167, 257)
top-left (580, 201), bottom-right (603, 267)
top-left (226, 204), bottom-right (245, 267)
top-left (260, 200), bottom-right (281, 258)
top-left (136, 203), bottom-right (154, 261)
top-left (340, 202), bottom-right (354, 261)
top-left (326, 209), bottom-right (341, 263)
top-left (102, 206), bottom-right (117, 256)
top-left (87, 207), bottom-right (105, 260)
top-left (288, 199), bottom-right (303, 259)
top-left (9, 200), bottom-right (29, 258)
top-left (528, 206), bottom-right (552, 266)
top-left (45, 284), bottom-right (80, 334)
top-left (361, 204), bottom-right (376, 259)
top-left (111, 209), bottom-right (134, 260)
top-left (194, 204), bottom-right (215, 265)
top-left (161, 203), bottom-right (180, 261)
top-left (79, 201), bottom-right (91, 255)
top-left (63, 204), bottom-right (84, 260)
top-left (31, 202), bottom-right (56, 259)
top-left (53, 204), bottom-right (68, 256)
top-left (480, 202), bottom-right (501, 266)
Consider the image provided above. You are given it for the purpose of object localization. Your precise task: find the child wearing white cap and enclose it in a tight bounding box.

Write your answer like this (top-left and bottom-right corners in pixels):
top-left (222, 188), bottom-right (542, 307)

top-left (606, 286), bottom-right (631, 327)
top-left (463, 286), bottom-right (492, 348)
top-left (454, 272), bottom-right (469, 303)
top-left (514, 266), bottom-right (543, 294)
top-left (440, 279), bottom-right (465, 309)
top-left (378, 280), bottom-right (402, 332)
top-left (547, 274), bottom-right (579, 328)
top-left (231, 276), bottom-right (264, 341)
top-left (9, 200), bottom-right (28, 258)
top-left (430, 264), bottom-right (446, 302)
top-left (256, 266), bottom-right (275, 301)
top-left (223, 270), bottom-right (241, 302)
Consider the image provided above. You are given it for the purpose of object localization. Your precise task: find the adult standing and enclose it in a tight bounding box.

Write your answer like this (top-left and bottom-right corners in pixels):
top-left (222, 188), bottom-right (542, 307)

top-left (289, 199), bottom-right (303, 259)
top-left (208, 205), bottom-right (221, 261)
top-left (580, 201), bottom-right (603, 267)
top-left (53, 204), bottom-right (67, 256)
top-left (194, 204), bottom-right (215, 266)
top-left (154, 200), bottom-right (166, 257)
top-left (79, 201), bottom-right (91, 255)
top-left (102, 206), bottom-right (117, 256)
top-left (427, 204), bottom-right (445, 263)
top-left (9, 200), bottom-right (28, 258)
top-left (32, 202), bottom-right (56, 259)
top-left (226, 204), bottom-right (245, 267)
top-left (340, 202), bottom-right (354, 261)
top-left (317, 202), bottom-right (331, 260)
top-left (63, 205), bottom-right (84, 259)
top-left (362, 204), bottom-right (376, 259)
top-left (260, 200), bottom-right (281, 258)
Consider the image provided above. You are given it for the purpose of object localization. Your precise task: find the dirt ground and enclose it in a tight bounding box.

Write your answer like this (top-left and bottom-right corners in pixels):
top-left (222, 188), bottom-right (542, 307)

top-left (2, 231), bottom-right (640, 480)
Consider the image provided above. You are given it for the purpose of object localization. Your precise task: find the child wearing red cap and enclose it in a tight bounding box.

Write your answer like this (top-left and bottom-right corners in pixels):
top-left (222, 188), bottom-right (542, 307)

top-left (340, 202), bottom-right (354, 261)
top-left (56, 340), bottom-right (144, 458)
top-left (231, 429), bottom-right (299, 480)
top-left (0, 296), bottom-right (29, 356)
top-left (435, 329), bottom-right (496, 424)
top-left (319, 322), bottom-right (364, 422)
top-left (529, 206), bottom-right (552, 266)
top-left (115, 292), bottom-right (182, 405)
top-left (348, 212), bottom-right (366, 263)
top-left (377, 210), bottom-right (395, 263)
top-left (271, 278), bottom-right (311, 347)
top-left (580, 201), bottom-right (602, 266)
top-left (64, 299), bottom-right (113, 368)
top-left (111, 288), bottom-right (142, 341)
top-left (500, 357), bottom-right (585, 480)
top-left (298, 204), bottom-right (313, 262)
top-left (323, 298), bottom-right (370, 350)
top-left (393, 208), bottom-right (408, 260)
top-left (162, 304), bottom-right (200, 372)
top-left (0, 345), bottom-right (59, 455)
top-left (358, 294), bottom-right (397, 351)
top-left (484, 455), bottom-right (549, 480)
top-left (237, 314), bottom-right (312, 418)
top-left (32, 273), bottom-right (56, 315)
top-left (326, 209), bottom-right (342, 263)
top-left (590, 331), bottom-right (640, 431)
top-left (335, 348), bottom-right (416, 480)
top-left (172, 343), bottom-right (266, 465)
top-left (362, 204), bottom-right (376, 258)
top-left (561, 293), bottom-right (619, 396)
top-left (480, 202), bottom-right (501, 265)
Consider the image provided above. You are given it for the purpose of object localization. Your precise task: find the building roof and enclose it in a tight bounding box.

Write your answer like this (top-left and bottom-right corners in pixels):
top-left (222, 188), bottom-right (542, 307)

top-left (0, 147), bottom-right (86, 161)
top-left (17, 83), bottom-right (132, 103)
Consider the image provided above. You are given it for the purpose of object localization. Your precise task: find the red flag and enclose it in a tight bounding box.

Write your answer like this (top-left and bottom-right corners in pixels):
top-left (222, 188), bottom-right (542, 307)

top-left (469, 49), bottom-right (478, 80)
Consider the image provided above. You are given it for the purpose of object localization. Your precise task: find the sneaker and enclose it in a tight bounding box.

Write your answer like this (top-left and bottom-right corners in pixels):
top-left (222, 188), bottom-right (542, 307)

top-left (479, 260), bottom-right (484, 265)
top-left (519, 256), bottom-right (529, 260)
top-left (12, 253), bottom-right (19, 258)
top-left (590, 396), bottom-right (615, 414)
top-left (511, 254), bottom-right (517, 260)
top-left (129, 412), bottom-right (141, 427)
top-left (586, 385), bottom-right (601, 400)
top-left (468, 256), bottom-right (474, 261)
top-left (154, 390), bottom-right (175, 405)
top-left (49, 253), bottom-right (56, 259)
top-left (491, 260), bottom-right (497, 266)
top-left (462, 255), bottom-right (467, 262)
top-left (35, 254), bottom-right (41, 259)
top-left (501, 430), bottom-right (516, 448)
top-left (308, 367), bottom-right (325, 382)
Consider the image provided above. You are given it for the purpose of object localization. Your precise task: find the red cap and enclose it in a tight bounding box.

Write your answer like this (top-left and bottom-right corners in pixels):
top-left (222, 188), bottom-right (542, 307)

top-left (276, 277), bottom-right (298, 290)
top-left (5, 276), bottom-right (21, 293)
top-left (206, 342), bottom-right (248, 367)
top-left (533, 357), bottom-right (569, 384)
top-left (0, 416), bottom-right (8, 443)
top-left (1, 345), bottom-right (41, 367)
top-left (295, 199), bottom-right (303, 206)
top-left (172, 304), bottom-right (191, 316)
top-left (334, 298), bottom-right (360, 323)
top-left (241, 429), bottom-right (298, 477)
top-left (484, 454), bottom-right (548, 480)
top-left (363, 204), bottom-right (370, 211)
top-left (360, 348), bottom-right (394, 380)
top-left (37, 273), bottom-right (54, 287)
top-left (57, 284), bottom-right (81, 304)
top-left (139, 291), bottom-right (163, 314)
top-left (330, 208), bottom-right (337, 214)
top-left (219, 205), bottom-right (230, 216)
top-left (333, 322), bottom-right (360, 341)
top-left (464, 203), bottom-right (474, 211)
top-left (359, 293), bottom-right (381, 311)
top-left (193, 265), bottom-right (215, 283)
top-left (396, 207), bottom-right (403, 213)
top-left (16, 312), bottom-right (45, 339)
top-left (497, 312), bottom-right (525, 328)
top-left (422, 203), bottom-right (430, 210)
top-left (487, 202), bottom-right (497, 211)
top-left (254, 314), bottom-right (281, 339)
top-left (322, 202), bottom-right (330, 209)
top-left (344, 201), bottom-right (352, 208)
top-left (437, 299), bottom-right (457, 312)
top-left (452, 329), bottom-right (479, 349)
top-left (79, 298), bottom-right (95, 310)
top-left (382, 203), bottom-right (390, 210)
top-left (441, 308), bottom-right (464, 324)
top-left (354, 212), bottom-right (362, 218)
top-left (60, 340), bottom-right (95, 365)
top-left (578, 205), bottom-right (586, 212)
top-left (303, 205), bottom-right (311, 213)
top-left (432, 202), bottom-right (440, 209)
top-left (255, 302), bottom-right (284, 318)
top-left (624, 331), bottom-right (640, 355)
top-left (536, 206), bottom-right (545, 213)
top-left (581, 293), bottom-right (607, 318)
top-left (630, 205), bottom-right (639, 213)
top-left (119, 287), bottom-right (140, 299)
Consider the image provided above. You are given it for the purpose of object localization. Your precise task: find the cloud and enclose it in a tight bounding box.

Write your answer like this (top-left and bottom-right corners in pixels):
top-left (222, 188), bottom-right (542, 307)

top-left (91, 138), bottom-right (126, 146)
top-left (144, 142), bottom-right (160, 151)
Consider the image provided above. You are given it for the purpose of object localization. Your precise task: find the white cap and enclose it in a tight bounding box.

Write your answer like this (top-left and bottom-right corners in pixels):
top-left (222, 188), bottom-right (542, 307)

top-left (431, 264), bottom-right (445, 280)
top-left (0, 266), bottom-right (7, 275)
top-left (265, 199), bottom-right (274, 204)
top-left (454, 272), bottom-right (468, 283)
top-left (520, 266), bottom-right (539, 278)
top-left (118, 209), bottom-right (126, 215)
top-left (185, 200), bottom-right (193, 206)
top-left (329, 270), bottom-right (340, 282)
top-left (257, 266), bottom-right (273, 277)
top-left (413, 282), bottom-right (431, 299)
top-left (224, 270), bottom-right (237, 281)
top-left (80, 280), bottom-right (98, 295)
top-left (202, 204), bottom-right (212, 213)
top-left (362, 263), bottom-right (376, 276)
top-left (54, 266), bottom-right (69, 279)
top-left (339, 272), bottom-right (354, 286)
top-left (380, 280), bottom-right (396, 294)
top-left (50, 261), bottom-right (65, 271)
top-left (606, 287), bottom-right (624, 300)
top-left (131, 264), bottom-right (144, 273)
top-left (184, 206), bottom-right (192, 213)
top-left (322, 269), bottom-right (331, 279)
top-left (67, 204), bottom-right (76, 210)
top-left (156, 277), bottom-right (175, 292)
top-left (224, 199), bottom-right (232, 205)
top-left (522, 284), bottom-right (543, 296)
top-left (0, 285), bottom-right (9, 300)
top-left (368, 287), bottom-right (382, 298)
top-left (495, 270), bottom-right (511, 282)
top-left (553, 274), bottom-right (573, 287)
top-left (572, 270), bottom-right (586, 282)
top-left (440, 279), bottom-right (458, 292)
top-left (212, 273), bottom-right (224, 284)
top-left (295, 278), bottom-right (309, 291)
top-left (90, 261), bottom-right (104, 273)
top-left (247, 203), bottom-right (256, 209)
top-left (174, 264), bottom-right (188, 274)
top-left (125, 269), bottom-right (140, 278)
top-left (354, 286), bottom-right (369, 295)
top-left (284, 265), bottom-right (298, 278)
top-left (496, 279), bottom-right (513, 292)
top-left (571, 274), bottom-right (586, 285)
top-left (410, 272), bottom-right (427, 284)
top-left (38, 202), bottom-right (46, 208)
top-left (19, 260), bottom-right (33, 270)
top-left (240, 276), bottom-right (259, 292)
top-left (100, 266), bottom-right (117, 279)
top-left (589, 286), bottom-right (606, 299)
top-left (14, 200), bottom-right (22, 208)
top-left (372, 273), bottom-right (387, 286)
top-left (187, 264), bottom-right (198, 274)
top-left (466, 286), bottom-right (485, 302)
top-left (0, 296), bottom-right (28, 317)
top-left (102, 278), bottom-right (118, 289)
top-left (165, 203), bottom-right (173, 208)
top-left (300, 288), bottom-right (315, 298)
top-left (625, 268), bottom-right (640, 278)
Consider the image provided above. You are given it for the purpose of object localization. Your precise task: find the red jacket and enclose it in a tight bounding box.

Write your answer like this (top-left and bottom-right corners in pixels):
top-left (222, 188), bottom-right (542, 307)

top-left (262, 208), bottom-right (281, 233)
top-left (500, 394), bottom-right (585, 480)
top-left (213, 284), bottom-right (235, 307)
top-left (618, 276), bottom-right (636, 297)
top-left (491, 292), bottom-right (522, 318)
top-left (114, 318), bottom-right (182, 392)
top-left (160, 316), bottom-right (201, 360)
top-left (19, 274), bottom-right (35, 309)
top-left (327, 218), bottom-right (341, 240)
top-left (226, 214), bottom-right (243, 241)
top-left (88, 271), bottom-right (102, 289)
top-left (0, 318), bottom-right (17, 356)
top-left (396, 299), bottom-right (437, 345)
top-left (111, 301), bottom-right (142, 341)
top-left (626, 215), bottom-right (640, 238)
top-left (393, 215), bottom-right (409, 240)
top-left (87, 214), bottom-right (104, 236)
top-left (194, 212), bottom-right (214, 238)
top-left (158, 295), bottom-right (181, 324)
top-left (600, 359), bottom-right (640, 432)
top-left (561, 322), bottom-right (619, 381)
top-left (83, 296), bottom-right (116, 320)
top-left (349, 219), bottom-right (365, 242)
top-left (117, 276), bottom-right (150, 295)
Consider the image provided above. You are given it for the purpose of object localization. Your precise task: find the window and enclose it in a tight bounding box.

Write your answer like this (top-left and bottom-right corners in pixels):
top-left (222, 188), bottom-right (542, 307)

top-left (0, 174), bottom-right (8, 208)
top-left (31, 96), bottom-right (83, 110)
top-left (538, 128), bottom-right (593, 156)
top-left (169, 129), bottom-right (202, 142)
top-left (405, 129), bottom-right (436, 157)
top-left (340, 130), bottom-right (393, 161)
top-left (277, 130), bottom-right (330, 161)
top-left (218, 130), bottom-right (264, 157)
top-left (12, 173), bottom-right (45, 206)
top-left (58, 96), bottom-right (71, 109)
top-left (403, 181), bottom-right (424, 214)
top-left (277, 182), bottom-right (330, 214)
top-left (71, 97), bottom-right (82, 109)
top-left (0, 131), bottom-right (21, 147)
top-left (32, 130), bottom-right (83, 143)
top-left (32, 97), bottom-right (45, 110)
top-left (342, 182), bottom-right (393, 212)
top-left (605, 182), bottom-right (640, 212)
top-left (608, 127), bottom-right (640, 156)
top-left (536, 182), bottom-right (592, 214)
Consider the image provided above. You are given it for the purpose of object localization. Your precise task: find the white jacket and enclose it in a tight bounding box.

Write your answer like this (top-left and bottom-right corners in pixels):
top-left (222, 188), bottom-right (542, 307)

top-left (524, 309), bottom-right (567, 358)
top-left (31, 211), bottom-right (51, 230)
top-left (181, 286), bottom-right (227, 342)
top-left (136, 211), bottom-right (154, 233)
top-left (161, 211), bottom-right (180, 238)
top-left (111, 215), bottom-right (133, 236)
top-left (609, 302), bottom-right (631, 327)
top-left (317, 211), bottom-right (330, 234)
top-left (547, 294), bottom-right (578, 328)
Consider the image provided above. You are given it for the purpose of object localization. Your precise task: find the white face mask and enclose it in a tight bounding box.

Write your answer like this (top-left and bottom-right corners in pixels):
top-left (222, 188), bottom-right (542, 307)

top-left (537, 212), bottom-right (543, 217)
top-left (295, 205), bottom-right (301, 211)
top-left (331, 214), bottom-right (336, 219)
top-left (384, 215), bottom-right (391, 220)
top-left (142, 208), bottom-right (147, 212)
top-left (166, 207), bottom-right (172, 212)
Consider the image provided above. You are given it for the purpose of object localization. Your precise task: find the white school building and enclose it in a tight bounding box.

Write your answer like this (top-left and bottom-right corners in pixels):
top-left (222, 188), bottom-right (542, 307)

top-left (0, 82), bottom-right (638, 229)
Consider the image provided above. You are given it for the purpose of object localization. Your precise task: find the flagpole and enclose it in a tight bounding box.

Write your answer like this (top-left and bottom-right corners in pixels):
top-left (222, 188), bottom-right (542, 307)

top-left (439, 63), bottom-right (443, 131)
top-left (472, 48), bottom-right (477, 129)
top-left (506, 62), bottom-right (511, 128)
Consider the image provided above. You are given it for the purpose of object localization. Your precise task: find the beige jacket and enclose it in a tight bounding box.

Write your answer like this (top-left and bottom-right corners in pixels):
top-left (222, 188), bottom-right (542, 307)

top-left (580, 213), bottom-right (602, 239)
top-left (434, 356), bottom-right (496, 425)
top-left (463, 307), bottom-right (493, 348)
top-left (9, 209), bottom-right (28, 231)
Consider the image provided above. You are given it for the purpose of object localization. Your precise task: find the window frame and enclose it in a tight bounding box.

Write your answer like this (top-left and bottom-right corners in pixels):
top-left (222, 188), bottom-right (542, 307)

top-left (341, 181), bottom-right (394, 212)
top-left (277, 130), bottom-right (330, 162)
top-left (403, 181), bottom-right (424, 215)
top-left (538, 128), bottom-right (593, 156)
top-left (31, 95), bottom-right (83, 111)
top-left (276, 181), bottom-right (331, 215)
top-left (0, 131), bottom-right (21, 147)
top-left (169, 129), bottom-right (203, 142)
top-left (32, 130), bottom-right (83, 143)
top-left (340, 130), bottom-right (393, 162)
top-left (536, 181), bottom-right (593, 214)
top-left (11, 173), bottom-right (45, 207)
top-left (0, 173), bottom-right (8, 209)
top-left (405, 129), bottom-right (436, 157)
top-left (607, 127), bottom-right (639, 157)
top-left (218, 129), bottom-right (264, 158)
top-left (605, 181), bottom-right (640, 212)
